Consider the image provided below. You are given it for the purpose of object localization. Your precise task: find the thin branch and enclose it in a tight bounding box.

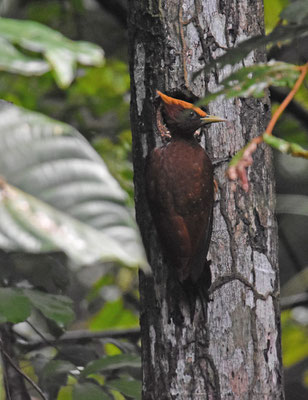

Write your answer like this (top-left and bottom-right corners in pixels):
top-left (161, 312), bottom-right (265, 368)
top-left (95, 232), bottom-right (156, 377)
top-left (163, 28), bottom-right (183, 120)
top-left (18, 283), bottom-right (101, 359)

top-left (227, 63), bottom-right (308, 190)
top-left (0, 339), bottom-right (47, 400)
top-left (21, 327), bottom-right (140, 350)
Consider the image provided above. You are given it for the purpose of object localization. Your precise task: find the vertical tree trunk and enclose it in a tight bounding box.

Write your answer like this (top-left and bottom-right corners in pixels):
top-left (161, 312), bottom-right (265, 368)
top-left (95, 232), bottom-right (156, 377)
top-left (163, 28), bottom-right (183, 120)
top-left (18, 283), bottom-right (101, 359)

top-left (128, 1), bottom-right (284, 399)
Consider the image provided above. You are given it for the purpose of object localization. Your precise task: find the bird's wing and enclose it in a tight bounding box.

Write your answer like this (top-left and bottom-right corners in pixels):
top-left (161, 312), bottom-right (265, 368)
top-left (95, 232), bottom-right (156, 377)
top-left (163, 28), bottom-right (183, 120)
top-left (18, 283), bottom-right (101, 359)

top-left (146, 148), bottom-right (193, 278)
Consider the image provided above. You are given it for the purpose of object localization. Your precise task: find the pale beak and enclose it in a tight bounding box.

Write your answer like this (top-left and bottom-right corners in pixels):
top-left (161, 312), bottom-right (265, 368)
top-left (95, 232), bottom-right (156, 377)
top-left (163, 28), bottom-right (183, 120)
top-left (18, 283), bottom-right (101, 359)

top-left (200, 115), bottom-right (227, 124)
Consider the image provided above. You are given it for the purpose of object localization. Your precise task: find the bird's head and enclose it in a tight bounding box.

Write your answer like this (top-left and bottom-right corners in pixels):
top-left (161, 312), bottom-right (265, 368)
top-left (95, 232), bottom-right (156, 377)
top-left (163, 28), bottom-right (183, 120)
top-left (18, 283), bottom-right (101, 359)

top-left (157, 90), bottom-right (226, 137)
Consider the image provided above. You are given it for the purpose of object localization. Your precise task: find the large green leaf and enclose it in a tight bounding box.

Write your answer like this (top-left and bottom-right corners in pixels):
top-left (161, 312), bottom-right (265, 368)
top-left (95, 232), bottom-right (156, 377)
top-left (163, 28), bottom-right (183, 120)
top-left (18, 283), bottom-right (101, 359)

top-left (24, 289), bottom-right (75, 327)
top-left (0, 101), bottom-right (147, 270)
top-left (0, 288), bottom-right (31, 323)
top-left (0, 18), bottom-right (104, 87)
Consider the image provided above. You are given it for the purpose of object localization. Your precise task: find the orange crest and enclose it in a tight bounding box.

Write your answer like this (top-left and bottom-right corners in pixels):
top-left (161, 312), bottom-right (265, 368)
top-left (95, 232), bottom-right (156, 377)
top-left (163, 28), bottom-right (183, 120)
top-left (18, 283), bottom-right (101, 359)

top-left (157, 90), bottom-right (207, 117)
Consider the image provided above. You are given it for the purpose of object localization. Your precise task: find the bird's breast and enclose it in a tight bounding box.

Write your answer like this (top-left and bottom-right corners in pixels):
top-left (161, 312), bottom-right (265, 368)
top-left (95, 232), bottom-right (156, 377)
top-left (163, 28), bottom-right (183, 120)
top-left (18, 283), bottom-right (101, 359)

top-left (148, 139), bottom-right (213, 215)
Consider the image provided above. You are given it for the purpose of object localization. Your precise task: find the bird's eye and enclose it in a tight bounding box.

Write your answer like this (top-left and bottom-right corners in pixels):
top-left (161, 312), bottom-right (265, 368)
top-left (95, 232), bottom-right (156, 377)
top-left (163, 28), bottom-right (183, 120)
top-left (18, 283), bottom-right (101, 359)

top-left (189, 111), bottom-right (195, 118)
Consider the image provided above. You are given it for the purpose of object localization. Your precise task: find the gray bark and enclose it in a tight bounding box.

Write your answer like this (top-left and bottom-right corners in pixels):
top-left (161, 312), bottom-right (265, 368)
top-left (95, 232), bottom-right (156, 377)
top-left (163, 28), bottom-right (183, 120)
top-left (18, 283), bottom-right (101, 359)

top-left (128, 0), bottom-right (284, 399)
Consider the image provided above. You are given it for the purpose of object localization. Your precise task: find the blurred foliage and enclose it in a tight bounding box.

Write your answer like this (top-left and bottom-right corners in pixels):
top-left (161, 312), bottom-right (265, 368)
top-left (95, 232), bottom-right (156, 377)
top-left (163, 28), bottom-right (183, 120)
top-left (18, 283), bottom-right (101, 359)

top-left (0, 3), bottom-right (139, 400)
top-left (0, 17), bottom-right (104, 87)
top-left (264, 0), bottom-right (288, 33)
top-left (281, 310), bottom-right (308, 367)
top-left (94, 130), bottom-right (134, 205)
top-left (90, 298), bottom-right (139, 331)
top-left (275, 114), bottom-right (308, 147)
top-left (201, 61), bottom-right (300, 104)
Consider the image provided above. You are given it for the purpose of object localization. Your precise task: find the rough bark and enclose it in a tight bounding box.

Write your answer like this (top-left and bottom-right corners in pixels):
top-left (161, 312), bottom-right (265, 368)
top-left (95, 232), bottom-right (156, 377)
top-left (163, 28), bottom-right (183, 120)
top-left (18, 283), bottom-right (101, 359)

top-left (128, 1), bottom-right (284, 399)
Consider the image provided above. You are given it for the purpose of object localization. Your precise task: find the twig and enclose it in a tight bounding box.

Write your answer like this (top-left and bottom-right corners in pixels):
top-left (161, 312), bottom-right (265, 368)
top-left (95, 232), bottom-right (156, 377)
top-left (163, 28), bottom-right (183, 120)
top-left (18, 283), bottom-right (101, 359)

top-left (227, 62), bottom-right (308, 190)
top-left (0, 339), bottom-right (47, 400)
top-left (21, 327), bottom-right (140, 350)
top-left (265, 64), bottom-right (308, 135)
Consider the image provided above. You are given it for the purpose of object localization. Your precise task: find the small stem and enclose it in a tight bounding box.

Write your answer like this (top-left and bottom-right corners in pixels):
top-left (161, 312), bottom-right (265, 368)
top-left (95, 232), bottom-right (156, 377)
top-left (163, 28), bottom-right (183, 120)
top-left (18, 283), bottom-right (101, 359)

top-left (0, 338), bottom-right (47, 400)
top-left (266, 63), bottom-right (308, 135)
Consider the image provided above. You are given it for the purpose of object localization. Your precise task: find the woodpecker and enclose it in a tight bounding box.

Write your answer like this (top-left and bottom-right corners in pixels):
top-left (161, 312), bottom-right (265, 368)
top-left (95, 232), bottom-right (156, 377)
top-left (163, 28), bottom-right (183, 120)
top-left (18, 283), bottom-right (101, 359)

top-left (146, 90), bottom-right (225, 286)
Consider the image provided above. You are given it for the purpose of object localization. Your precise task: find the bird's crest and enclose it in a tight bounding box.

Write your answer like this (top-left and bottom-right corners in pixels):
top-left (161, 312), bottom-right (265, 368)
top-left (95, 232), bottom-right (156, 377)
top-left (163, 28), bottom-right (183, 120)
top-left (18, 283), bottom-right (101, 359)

top-left (157, 90), bottom-right (207, 117)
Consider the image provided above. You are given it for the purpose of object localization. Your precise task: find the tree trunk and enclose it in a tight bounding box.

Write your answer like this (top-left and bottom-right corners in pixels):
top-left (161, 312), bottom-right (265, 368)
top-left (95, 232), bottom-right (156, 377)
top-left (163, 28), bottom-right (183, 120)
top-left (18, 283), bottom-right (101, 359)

top-left (128, 1), bottom-right (284, 399)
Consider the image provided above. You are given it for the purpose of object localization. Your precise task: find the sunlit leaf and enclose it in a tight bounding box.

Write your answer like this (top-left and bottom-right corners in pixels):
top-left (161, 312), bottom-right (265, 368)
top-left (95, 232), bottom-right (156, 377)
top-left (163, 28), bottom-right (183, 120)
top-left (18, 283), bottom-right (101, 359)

top-left (264, 0), bottom-right (289, 33)
top-left (24, 289), bottom-right (75, 327)
top-left (281, 310), bottom-right (308, 367)
top-left (90, 298), bottom-right (139, 330)
top-left (0, 288), bottom-right (31, 323)
top-left (0, 17), bottom-right (104, 87)
top-left (57, 385), bottom-right (73, 400)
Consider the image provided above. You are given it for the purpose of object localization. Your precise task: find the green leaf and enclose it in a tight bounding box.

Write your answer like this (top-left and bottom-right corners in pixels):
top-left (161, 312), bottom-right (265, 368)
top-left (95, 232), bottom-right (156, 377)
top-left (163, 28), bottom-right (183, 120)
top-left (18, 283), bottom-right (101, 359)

top-left (39, 360), bottom-right (75, 398)
top-left (281, 310), bottom-right (308, 367)
top-left (0, 101), bottom-right (148, 270)
top-left (90, 298), bottom-right (139, 330)
top-left (41, 360), bottom-right (75, 378)
top-left (83, 354), bottom-right (141, 377)
top-left (57, 385), bottom-right (73, 400)
top-left (0, 288), bottom-right (31, 323)
top-left (0, 18), bottom-right (104, 87)
top-left (200, 62), bottom-right (300, 105)
top-left (24, 289), bottom-right (74, 327)
top-left (72, 382), bottom-right (110, 400)
top-left (107, 378), bottom-right (141, 400)
top-left (264, 0), bottom-right (289, 33)
top-left (263, 132), bottom-right (308, 158)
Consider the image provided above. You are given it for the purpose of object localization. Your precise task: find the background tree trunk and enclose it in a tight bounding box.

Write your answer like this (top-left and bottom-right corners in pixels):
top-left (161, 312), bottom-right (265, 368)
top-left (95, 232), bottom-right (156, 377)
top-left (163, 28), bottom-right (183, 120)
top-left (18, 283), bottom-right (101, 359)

top-left (128, 0), bottom-right (284, 398)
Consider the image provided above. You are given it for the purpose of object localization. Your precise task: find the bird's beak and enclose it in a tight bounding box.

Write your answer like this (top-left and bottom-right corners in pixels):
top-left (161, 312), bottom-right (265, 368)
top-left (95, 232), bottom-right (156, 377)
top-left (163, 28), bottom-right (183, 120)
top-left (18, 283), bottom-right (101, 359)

top-left (200, 115), bottom-right (227, 124)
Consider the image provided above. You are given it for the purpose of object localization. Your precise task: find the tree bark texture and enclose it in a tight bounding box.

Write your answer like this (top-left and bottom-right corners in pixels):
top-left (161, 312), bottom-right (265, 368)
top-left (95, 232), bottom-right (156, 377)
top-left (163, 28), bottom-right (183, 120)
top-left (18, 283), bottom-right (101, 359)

top-left (128, 1), bottom-right (284, 399)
